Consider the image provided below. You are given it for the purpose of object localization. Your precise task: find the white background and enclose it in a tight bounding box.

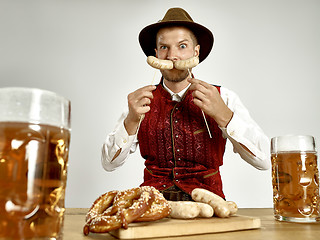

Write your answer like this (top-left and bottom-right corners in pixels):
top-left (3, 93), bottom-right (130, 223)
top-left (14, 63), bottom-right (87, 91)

top-left (1, 0), bottom-right (319, 208)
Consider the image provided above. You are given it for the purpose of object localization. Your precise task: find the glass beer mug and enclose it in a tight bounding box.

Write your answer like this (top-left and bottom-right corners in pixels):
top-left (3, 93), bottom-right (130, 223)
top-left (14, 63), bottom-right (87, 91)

top-left (0, 88), bottom-right (71, 239)
top-left (271, 135), bottom-right (319, 222)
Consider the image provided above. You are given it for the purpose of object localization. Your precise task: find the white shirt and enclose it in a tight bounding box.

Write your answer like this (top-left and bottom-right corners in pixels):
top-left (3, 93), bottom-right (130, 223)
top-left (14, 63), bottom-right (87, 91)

top-left (162, 81), bottom-right (191, 102)
top-left (101, 84), bottom-right (270, 172)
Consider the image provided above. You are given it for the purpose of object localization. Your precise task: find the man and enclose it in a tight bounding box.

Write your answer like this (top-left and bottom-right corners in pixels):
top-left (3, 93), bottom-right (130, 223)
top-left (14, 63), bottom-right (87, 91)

top-left (101, 8), bottom-right (269, 201)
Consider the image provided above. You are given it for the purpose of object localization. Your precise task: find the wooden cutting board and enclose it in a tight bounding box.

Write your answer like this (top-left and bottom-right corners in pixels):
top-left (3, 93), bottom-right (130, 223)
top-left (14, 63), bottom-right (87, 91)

top-left (109, 214), bottom-right (261, 239)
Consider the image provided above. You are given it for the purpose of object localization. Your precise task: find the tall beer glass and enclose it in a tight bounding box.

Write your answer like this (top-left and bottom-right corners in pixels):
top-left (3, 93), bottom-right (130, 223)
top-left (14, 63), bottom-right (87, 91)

top-left (0, 88), bottom-right (71, 239)
top-left (271, 135), bottom-right (319, 222)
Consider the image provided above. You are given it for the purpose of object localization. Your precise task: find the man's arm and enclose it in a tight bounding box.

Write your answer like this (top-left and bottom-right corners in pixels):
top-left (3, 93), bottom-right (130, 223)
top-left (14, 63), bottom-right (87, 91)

top-left (219, 87), bottom-right (270, 170)
top-left (188, 77), bottom-right (269, 170)
top-left (101, 110), bottom-right (139, 171)
top-left (101, 85), bottom-right (156, 171)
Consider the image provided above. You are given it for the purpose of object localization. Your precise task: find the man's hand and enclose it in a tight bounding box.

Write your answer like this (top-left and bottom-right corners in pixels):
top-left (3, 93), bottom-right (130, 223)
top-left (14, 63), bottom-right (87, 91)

top-left (124, 85), bottom-right (156, 135)
top-left (188, 78), bottom-right (233, 128)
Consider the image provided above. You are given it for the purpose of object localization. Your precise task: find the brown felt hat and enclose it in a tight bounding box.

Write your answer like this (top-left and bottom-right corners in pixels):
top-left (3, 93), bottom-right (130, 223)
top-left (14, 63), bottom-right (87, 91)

top-left (139, 7), bottom-right (214, 63)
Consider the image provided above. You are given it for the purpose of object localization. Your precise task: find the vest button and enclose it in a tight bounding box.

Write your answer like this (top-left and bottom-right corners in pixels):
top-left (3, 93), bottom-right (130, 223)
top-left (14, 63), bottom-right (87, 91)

top-left (177, 158), bottom-right (181, 161)
top-left (175, 120), bottom-right (178, 123)
top-left (176, 149), bottom-right (180, 152)
top-left (163, 184), bottom-right (166, 188)
top-left (175, 134), bottom-right (179, 138)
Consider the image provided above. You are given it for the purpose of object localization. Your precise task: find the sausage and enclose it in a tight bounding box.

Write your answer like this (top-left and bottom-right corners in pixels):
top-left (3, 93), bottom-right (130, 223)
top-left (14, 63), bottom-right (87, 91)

top-left (168, 201), bottom-right (199, 219)
top-left (168, 201), bottom-right (214, 219)
top-left (227, 201), bottom-right (238, 216)
top-left (191, 188), bottom-right (231, 218)
top-left (197, 202), bottom-right (215, 218)
top-left (174, 56), bottom-right (199, 70)
top-left (147, 56), bottom-right (173, 70)
top-left (146, 56), bottom-right (199, 70)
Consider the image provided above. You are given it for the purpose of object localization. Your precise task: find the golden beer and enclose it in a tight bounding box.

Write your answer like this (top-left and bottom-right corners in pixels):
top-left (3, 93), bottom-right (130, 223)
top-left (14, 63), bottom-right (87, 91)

top-left (0, 122), bottom-right (70, 239)
top-left (271, 135), bottom-right (319, 222)
top-left (0, 87), bottom-right (71, 239)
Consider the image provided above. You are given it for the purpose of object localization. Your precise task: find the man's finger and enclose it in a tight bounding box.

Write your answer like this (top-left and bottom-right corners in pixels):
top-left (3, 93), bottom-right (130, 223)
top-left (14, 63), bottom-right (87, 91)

top-left (188, 78), bottom-right (211, 88)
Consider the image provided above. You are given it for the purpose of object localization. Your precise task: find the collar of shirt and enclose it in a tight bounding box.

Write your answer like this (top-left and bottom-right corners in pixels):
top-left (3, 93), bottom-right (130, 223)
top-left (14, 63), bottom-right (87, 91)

top-left (162, 81), bottom-right (191, 102)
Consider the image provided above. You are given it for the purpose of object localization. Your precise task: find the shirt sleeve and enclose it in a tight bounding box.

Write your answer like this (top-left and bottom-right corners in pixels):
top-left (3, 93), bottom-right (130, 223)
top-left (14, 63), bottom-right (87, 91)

top-left (219, 87), bottom-right (270, 170)
top-left (101, 109), bottom-right (139, 171)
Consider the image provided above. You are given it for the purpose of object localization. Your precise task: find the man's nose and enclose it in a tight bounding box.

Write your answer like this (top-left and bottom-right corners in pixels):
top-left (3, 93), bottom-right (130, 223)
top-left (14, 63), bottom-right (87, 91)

top-left (167, 48), bottom-right (178, 61)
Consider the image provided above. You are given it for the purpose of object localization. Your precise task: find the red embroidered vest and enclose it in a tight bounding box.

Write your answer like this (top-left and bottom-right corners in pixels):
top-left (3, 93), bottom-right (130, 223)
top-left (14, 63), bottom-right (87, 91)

top-left (137, 82), bottom-right (227, 198)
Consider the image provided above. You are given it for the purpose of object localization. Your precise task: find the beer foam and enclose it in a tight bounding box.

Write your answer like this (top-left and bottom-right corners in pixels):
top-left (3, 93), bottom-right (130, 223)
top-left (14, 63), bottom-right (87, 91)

top-left (271, 135), bottom-right (316, 153)
top-left (0, 87), bottom-right (71, 130)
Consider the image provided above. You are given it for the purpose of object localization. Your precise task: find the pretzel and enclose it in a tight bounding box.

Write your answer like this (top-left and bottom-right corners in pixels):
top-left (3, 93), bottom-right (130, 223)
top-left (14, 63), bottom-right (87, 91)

top-left (83, 187), bottom-right (155, 235)
top-left (85, 190), bottom-right (118, 224)
top-left (134, 186), bottom-right (171, 222)
top-left (83, 186), bottom-right (171, 236)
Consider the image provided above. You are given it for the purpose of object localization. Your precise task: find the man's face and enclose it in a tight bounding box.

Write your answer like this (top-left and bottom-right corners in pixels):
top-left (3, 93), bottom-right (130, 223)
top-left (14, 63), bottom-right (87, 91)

top-left (155, 26), bottom-right (200, 83)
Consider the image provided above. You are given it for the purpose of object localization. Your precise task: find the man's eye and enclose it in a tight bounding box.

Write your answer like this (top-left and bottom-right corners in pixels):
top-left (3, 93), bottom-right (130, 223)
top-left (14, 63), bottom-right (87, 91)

top-left (160, 46), bottom-right (167, 50)
top-left (180, 44), bottom-right (187, 49)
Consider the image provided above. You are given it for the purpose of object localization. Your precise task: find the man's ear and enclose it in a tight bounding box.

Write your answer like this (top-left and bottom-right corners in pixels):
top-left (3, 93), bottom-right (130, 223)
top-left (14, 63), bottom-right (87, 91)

top-left (154, 48), bottom-right (158, 57)
top-left (194, 45), bottom-right (200, 57)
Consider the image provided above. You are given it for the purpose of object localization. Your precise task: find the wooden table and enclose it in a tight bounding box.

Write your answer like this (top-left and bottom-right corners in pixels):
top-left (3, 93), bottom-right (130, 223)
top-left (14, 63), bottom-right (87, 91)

top-left (64, 208), bottom-right (320, 240)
